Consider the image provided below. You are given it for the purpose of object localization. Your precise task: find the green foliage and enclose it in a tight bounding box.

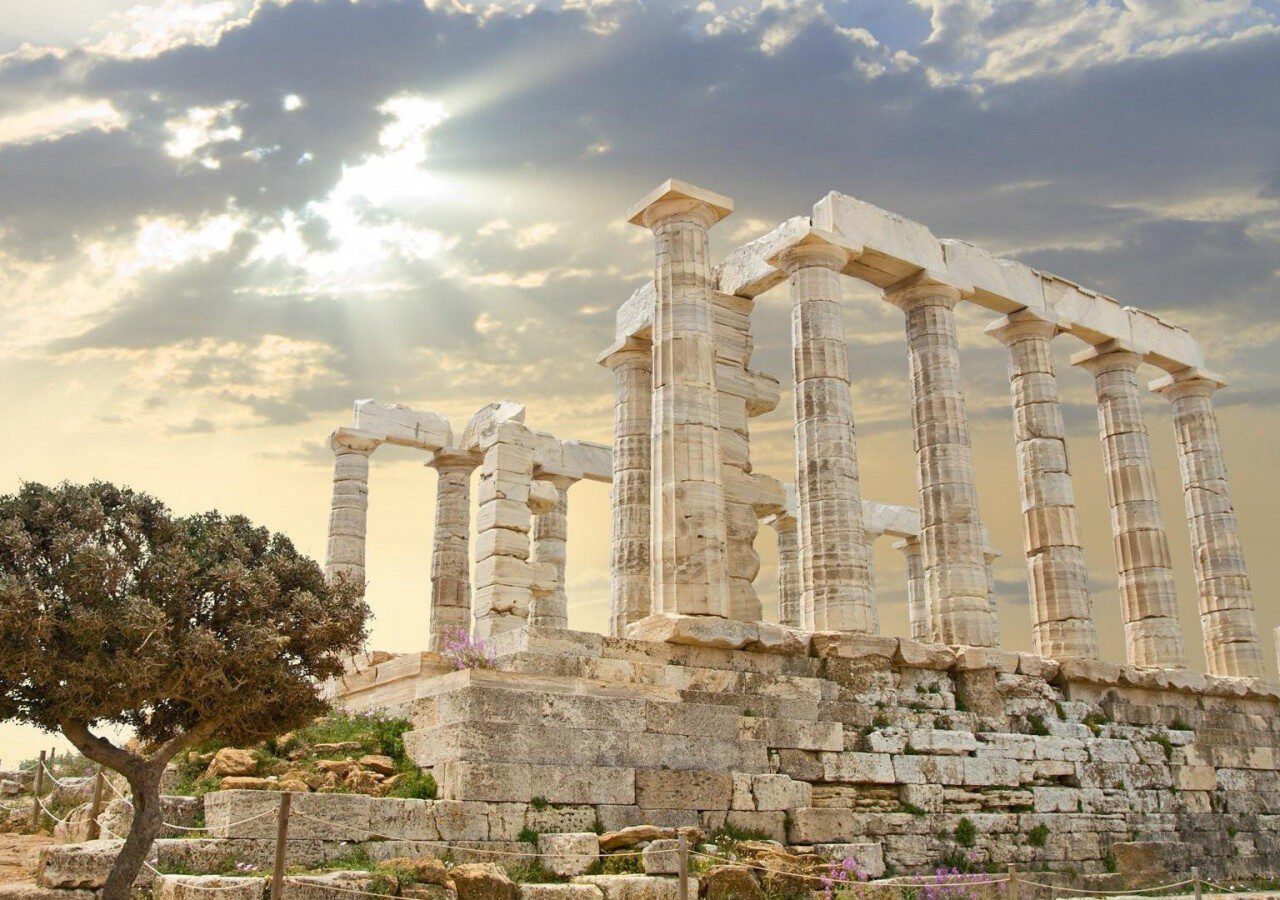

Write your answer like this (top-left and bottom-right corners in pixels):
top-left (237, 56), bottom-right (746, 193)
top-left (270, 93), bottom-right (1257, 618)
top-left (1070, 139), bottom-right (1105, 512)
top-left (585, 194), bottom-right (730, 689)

top-left (586, 853), bottom-right (643, 875)
top-left (291, 712), bottom-right (413, 761)
top-left (1053, 701), bottom-right (1067, 720)
top-left (530, 795), bottom-right (550, 810)
top-left (517, 826), bottom-right (540, 844)
top-left (507, 859), bottom-right (563, 884)
top-left (1103, 852), bottom-right (1118, 873)
top-left (901, 803), bottom-right (927, 817)
top-left (1026, 824), bottom-right (1050, 848)
top-left (954, 817), bottom-right (977, 848)
top-left (1083, 711), bottom-right (1110, 735)
top-left (1170, 717), bottom-right (1192, 731)
top-left (712, 822), bottom-right (772, 845)
top-left (1027, 715), bottom-right (1050, 737)
top-left (385, 769), bottom-right (437, 800)
top-left (872, 712), bottom-right (891, 728)
top-left (1147, 732), bottom-right (1174, 760)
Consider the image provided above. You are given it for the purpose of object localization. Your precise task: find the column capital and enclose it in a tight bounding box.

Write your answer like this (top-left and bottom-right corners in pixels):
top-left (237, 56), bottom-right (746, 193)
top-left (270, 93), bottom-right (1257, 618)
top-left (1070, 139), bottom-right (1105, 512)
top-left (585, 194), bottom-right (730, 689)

top-left (627, 179), bottom-right (733, 231)
top-left (1149, 366), bottom-right (1228, 400)
top-left (766, 227), bottom-right (860, 275)
top-left (1070, 338), bottom-right (1146, 375)
top-left (984, 308), bottom-right (1068, 346)
top-left (533, 470), bottom-right (580, 490)
top-left (893, 535), bottom-right (921, 555)
top-left (428, 447), bottom-right (478, 472)
top-left (596, 335), bottom-right (653, 371)
top-left (330, 427), bottom-right (382, 455)
top-left (882, 269), bottom-right (968, 312)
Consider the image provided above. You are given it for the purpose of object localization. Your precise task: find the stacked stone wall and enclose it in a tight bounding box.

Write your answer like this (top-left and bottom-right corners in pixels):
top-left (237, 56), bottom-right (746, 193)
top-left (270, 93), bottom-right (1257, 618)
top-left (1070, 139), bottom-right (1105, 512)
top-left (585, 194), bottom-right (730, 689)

top-left (327, 627), bottom-right (1280, 880)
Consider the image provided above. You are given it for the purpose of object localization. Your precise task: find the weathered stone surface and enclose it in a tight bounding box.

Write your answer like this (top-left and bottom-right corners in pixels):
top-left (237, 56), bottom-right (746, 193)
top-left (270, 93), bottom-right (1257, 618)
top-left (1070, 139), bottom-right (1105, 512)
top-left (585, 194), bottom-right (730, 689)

top-left (206, 747), bottom-right (259, 778)
top-left (641, 839), bottom-right (680, 876)
top-left (539, 833), bottom-right (600, 877)
top-left (700, 866), bottom-right (763, 900)
top-left (599, 826), bottom-right (675, 851)
top-left (155, 875), bottom-right (264, 900)
top-left (574, 875), bottom-right (694, 900)
top-left (0, 887), bottom-right (96, 900)
top-left (626, 614), bottom-right (754, 651)
top-left (452, 863), bottom-right (519, 900)
top-left (284, 871), bottom-right (385, 900)
top-left (521, 886), bottom-right (604, 900)
top-left (37, 841), bottom-right (123, 890)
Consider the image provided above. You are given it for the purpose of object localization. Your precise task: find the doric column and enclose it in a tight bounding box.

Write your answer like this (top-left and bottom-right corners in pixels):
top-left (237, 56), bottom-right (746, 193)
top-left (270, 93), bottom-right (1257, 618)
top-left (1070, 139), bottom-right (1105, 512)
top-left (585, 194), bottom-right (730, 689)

top-left (986, 311), bottom-right (1099, 661)
top-left (764, 509), bottom-right (801, 628)
top-left (770, 229), bottom-right (874, 633)
top-left (472, 421), bottom-right (536, 640)
top-left (600, 338), bottom-right (653, 636)
top-left (895, 536), bottom-right (928, 642)
top-left (628, 179), bottom-right (733, 619)
top-left (1072, 340), bottom-right (1186, 669)
top-left (1151, 368), bottom-right (1261, 678)
top-left (325, 427), bottom-right (382, 588)
top-left (884, 273), bottom-right (995, 647)
top-left (531, 473), bottom-right (576, 630)
top-left (984, 549), bottom-right (1001, 647)
top-left (428, 450), bottom-right (476, 651)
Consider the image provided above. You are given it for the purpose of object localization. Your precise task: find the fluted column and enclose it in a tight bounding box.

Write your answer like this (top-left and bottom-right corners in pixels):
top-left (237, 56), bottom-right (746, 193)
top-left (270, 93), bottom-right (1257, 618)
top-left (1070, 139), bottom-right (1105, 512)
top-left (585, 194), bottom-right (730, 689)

top-left (765, 510), bottom-right (801, 628)
top-left (531, 474), bottom-right (575, 630)
top-left (1151, 368), bottom-right (1261, 677)
top-left (628, 179), bottom-right (733, 618)
top-left (325, 427), bottom-right (382, 588)
top-left (1072, 340), bottom-right (1186, 669)
top-left (600, 338), bottom-right (653, 636)
top-left (986, 311), bottom-right (1099, 660)
top-left (428, 450), bottom-right (477, 651)
top-left (884, 274), bottom-right (995, 647)
top-left (771, 230), bottom-right (874, 633)
top-left (896, 536), bottom-right (927, 642)
top-left (984, 549), bottom-right (1001, 647)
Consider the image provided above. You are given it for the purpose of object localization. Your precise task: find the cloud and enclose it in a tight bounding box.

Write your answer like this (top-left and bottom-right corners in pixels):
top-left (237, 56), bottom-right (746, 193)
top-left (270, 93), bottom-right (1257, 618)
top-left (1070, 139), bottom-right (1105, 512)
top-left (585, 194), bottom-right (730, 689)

top-left (0, 97), bottom-right (127, 146)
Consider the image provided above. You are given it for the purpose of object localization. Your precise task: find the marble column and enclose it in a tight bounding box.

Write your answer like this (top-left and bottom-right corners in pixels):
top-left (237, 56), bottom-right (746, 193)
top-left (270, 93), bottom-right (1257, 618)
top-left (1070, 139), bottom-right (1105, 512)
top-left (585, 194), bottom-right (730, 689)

top-left (325, 427), bottom-right (382, 588)
top-left (600, 338), bottom-right (653, 636)
top-left (428, 450), bottom-right (476, 651)
top-left (884, 274), bottom-right (995, 647)
top-left (472, 422), bottom-right (536, 640)
top-left (765, 510), bottom-right (801, 628)
top-left (531, 474), bottom-right (575, 630)
top-left (628, 179), bottom-right (733, 618)
top-left (772, 230), bottom-right (875, 633)
top-left (1072, 340), bottom-right (1186, 669)
top-left (984, 549), bottom-right (1001, 647)
top-left (986, 311), bottom-right (1099, 660)
top-left (896, 536), bottom-right (928, 642)
top-left (1151, 368), bottom-right (1261, 678)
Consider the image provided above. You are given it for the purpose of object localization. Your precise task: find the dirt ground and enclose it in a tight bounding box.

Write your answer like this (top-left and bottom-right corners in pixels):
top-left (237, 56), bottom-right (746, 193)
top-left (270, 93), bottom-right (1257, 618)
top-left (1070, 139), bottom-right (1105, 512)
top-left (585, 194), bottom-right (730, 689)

top-left (0, 832), bottom-right (51, 884)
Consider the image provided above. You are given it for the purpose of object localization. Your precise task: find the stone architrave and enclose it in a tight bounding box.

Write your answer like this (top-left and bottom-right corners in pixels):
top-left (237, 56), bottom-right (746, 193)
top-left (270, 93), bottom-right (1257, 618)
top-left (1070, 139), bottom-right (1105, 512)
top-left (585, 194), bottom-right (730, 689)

top-left (895, 536), bottom-right (928, 642)
top-left (986, 311), bottom-right (1099, 661)
top-left (1151, 368), bottom-right (1262, 678)
top-left (428, 449), bottom-right (478, 651)
top-left (884, 273), bottom-right (996, 647)
top-left (325, 428), bottom-right (382, 589)
top-left (764, 508), bottom-right (801, 628)
top-left (769, 229), bottom-right (875, 633)
top-left (600, 338), bottom-right (654, 636)
top-left (471, 421), bottom-right (538, 639)
top-left (1072, 340), bottom-right (1187, 669)
top-left (531, 473), bottom-right (577, 630)
top-left (628, 179), bottom-right (734, 619)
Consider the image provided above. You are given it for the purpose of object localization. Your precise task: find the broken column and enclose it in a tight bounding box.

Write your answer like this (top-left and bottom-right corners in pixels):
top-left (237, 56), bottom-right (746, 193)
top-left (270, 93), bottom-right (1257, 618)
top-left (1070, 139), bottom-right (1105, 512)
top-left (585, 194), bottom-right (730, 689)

top-left (600, 337), bottom-right (653, 636)
top-left (627, 179), bottom-right (733, 620)
top-left (428, 449), bottom-right (477, 650)
top-left (770, 229), bottom-right (875, 633)
top-left (986, 310), bottom-right (1099, 661)
top-left (1073, 340), bottom-right (1187, 669)
top-left (325, 427), bottom-right (382, 589)
top-left (531, 472), bottom-right (576, 630)
top-left (1151, 368), bottom-right (1262, 678)
top-left (884, 273), bottom-right (996, 647)
top-left (896, 536), bottom-right (927, 642)
top-left (765, 504), bottom-right (801, 628)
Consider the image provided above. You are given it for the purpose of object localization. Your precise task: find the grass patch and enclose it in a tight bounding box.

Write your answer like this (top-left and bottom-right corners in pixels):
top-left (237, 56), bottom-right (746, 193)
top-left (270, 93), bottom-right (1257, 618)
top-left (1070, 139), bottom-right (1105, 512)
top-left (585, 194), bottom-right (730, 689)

top-left (384, 770), bottom-right (437, 800)
top-left (1026, 824), bottom-right (1049, 848)
top-left (1027, 714), bottom-right (1050, 737)
top-left (954, 817), bottom-right (976, 848)
top-left (518, 826), bottom-right (540, 844)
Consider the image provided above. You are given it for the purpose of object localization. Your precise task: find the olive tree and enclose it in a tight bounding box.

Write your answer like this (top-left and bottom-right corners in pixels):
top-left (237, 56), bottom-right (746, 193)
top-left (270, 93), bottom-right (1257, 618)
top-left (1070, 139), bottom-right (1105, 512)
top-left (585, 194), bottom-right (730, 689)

top-left (0, 482), bottom-right (368, 898)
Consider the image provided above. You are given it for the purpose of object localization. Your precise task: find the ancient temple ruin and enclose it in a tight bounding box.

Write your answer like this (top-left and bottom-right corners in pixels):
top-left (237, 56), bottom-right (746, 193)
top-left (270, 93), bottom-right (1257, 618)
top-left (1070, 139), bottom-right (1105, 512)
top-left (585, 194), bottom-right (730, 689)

top-left (320, 180), bottom-right (1280, 878)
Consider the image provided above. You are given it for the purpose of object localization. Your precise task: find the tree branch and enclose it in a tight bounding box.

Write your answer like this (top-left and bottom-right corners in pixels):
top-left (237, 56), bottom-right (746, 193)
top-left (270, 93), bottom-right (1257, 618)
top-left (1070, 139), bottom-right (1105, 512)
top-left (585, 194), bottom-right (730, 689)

top-left (60, 720), bottom-right (142, 777)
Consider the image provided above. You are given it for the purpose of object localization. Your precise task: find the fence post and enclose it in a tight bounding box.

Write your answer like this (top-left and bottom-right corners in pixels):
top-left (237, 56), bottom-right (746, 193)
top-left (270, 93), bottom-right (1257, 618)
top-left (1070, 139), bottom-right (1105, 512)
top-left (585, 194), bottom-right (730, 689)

top-left (86, 767), bottom-right (105, 841)
top-left (677, 832), bottom-right (688, 900)
top-left (1007, 864), bottom-right (1018, 900)
top-left (29, 751), bottom-right (46, 831)
top-left (270, 791), bottom-right (292, 900)
top-left (1192, 866), bottom-right (1202, 900)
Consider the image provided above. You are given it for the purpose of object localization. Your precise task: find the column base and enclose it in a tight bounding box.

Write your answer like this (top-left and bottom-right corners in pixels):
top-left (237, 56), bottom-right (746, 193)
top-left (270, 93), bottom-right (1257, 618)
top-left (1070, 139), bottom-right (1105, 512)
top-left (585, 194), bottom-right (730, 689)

top-left (624, 612), bottom-right (809, 655)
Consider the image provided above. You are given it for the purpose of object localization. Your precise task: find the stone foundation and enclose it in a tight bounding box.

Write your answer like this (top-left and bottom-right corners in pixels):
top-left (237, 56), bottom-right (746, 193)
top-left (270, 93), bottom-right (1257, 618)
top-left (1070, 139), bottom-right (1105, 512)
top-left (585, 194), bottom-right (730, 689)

top-left (332, 626), bottom-right (1280, 879)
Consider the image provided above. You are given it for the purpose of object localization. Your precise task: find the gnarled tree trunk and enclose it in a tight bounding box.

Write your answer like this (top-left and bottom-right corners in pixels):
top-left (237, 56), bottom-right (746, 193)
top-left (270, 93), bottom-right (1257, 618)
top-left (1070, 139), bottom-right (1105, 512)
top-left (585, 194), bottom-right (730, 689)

top-left (100, 762), bottom-right (165, 900)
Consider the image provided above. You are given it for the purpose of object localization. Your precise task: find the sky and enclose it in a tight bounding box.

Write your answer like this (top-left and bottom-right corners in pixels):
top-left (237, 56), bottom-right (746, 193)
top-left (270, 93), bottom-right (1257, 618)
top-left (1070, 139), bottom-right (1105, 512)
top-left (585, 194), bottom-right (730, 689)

top-left (2, 0), bottom-right (1280, 765)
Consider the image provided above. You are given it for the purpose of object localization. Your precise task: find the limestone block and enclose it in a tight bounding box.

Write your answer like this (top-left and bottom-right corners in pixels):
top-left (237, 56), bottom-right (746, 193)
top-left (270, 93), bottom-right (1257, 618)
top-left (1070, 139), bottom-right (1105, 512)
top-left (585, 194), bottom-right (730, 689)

top-left (370, 797), bottom-right (439, 841)
top-left (642, 839), bottom-right (681, 875)
top-left (952, 647), bottom-right (1020, 674)
top-left (750, 775), bottom-right (812, 811)
top-left (900, 783), bottom-right (943, 813)
top-left (892, 755), bottom-right (965, 785)
top-left (539, 833), bottom-right (600, 877)
top-left (0, 888), bottom-right (96, 900)
top-left (962, 757), bottom-right (1021, 786)
top-left (725, 810), bottom-right (786, 842)
top-left (906, 729), bottom-right (979, 755)
top-left (865, 729), bottom-right (909, 754)
top-left (823, 752), bottom-right (895, 784)
top-left (812, 193), bottom-right (946, 287)
top-left (572, 875), bottom-right (695, 900)
top-left (626, 614), bottom-right (756, 651)
top-left (741, 718), bottom-right (843, 752)
top-left (699, 866), bottom-right (764, 900)
top-left (1173, 766), bottom-right (1217, 791)
top-left (433, 800), bottom-right (492, 841)
top-left (37, 841), bottom-right (125, 890)
top-left (895, 640), bottom-right (955, 670)
top-left (521, 887), bottom-right (603, 900)
top-left (155, 876), bottom-right (264, 900)
top-left (786, 808), bottom-right (859, 844)
top-left (749, 623), bottom-right (811, 656)
top-left (1033, 786), bottom-right (1081, 813)
top-left (442, 761), bottom-right (635, 806)
top-left (810, 633), bottom-right (898, 661)
top-left (635, 770), bottom-right (732, 810)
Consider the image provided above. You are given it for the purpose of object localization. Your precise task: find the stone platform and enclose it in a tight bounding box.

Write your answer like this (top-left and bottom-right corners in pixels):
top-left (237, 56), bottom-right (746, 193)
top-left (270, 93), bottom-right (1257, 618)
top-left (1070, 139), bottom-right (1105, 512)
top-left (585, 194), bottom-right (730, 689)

top-left (327, 625), bottom-right (1280, 879)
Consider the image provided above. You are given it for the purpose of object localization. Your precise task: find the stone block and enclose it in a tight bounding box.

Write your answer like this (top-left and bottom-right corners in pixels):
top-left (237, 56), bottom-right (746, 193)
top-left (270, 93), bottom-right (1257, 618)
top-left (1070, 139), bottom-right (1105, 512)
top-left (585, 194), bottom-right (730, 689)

top-left (626, 614), bottom-right (756, 650)
top-left (1174, 766), bottom-right (1217, 791)
top-left (370, 797), bottom-right (438, 841)
top-left (895, 640), bottom-right (955, 670)
top-left (434, 800), bottom-right (493, 841)
top-left (907, 729), bottom-right (979, 755)
top-left (539, 833), bottom-right (600, 877)
top-left (900, 783), bottom-right (943, 813)
top-left (573, 875), bottom-right (694, 900)
top-left (893, 755), bottom-right (965, 785)
top-left (0, 888), bottom-right (95, 900)
top-left (37, 841), bottom-right (123, 889)
top-left (725, 810), bottom-right (786, 842)
top-left (787, 808), bottom-right (857, 844)
top-left (750, 775), bottom-right (811, 810)
top-left (822, 753), bottom-right (896, 784)
top-left (810, 633), bottom-right (898, 661)
top-left (155, 875), bottom-right (264, 900)
top-left (521, 887), bottom-right (604, 900)
top-left (443, 761), bottom-right (635, 805)
top-left (635, 770), bottom-right (732, 810)
top-left (810, 843), bottom-right (886, 878)
top-left (1033, 787), bottom-right (1080, 813)
top-left (642, 839), bottom-right (681, 875)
